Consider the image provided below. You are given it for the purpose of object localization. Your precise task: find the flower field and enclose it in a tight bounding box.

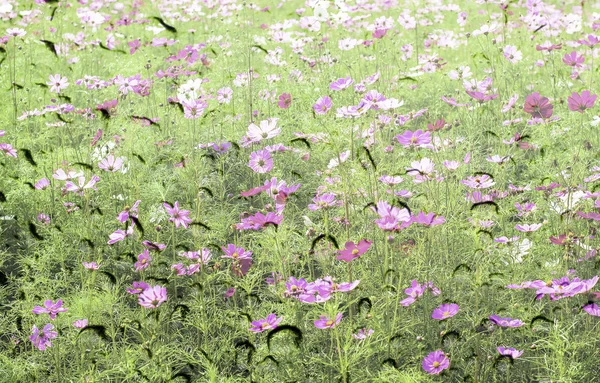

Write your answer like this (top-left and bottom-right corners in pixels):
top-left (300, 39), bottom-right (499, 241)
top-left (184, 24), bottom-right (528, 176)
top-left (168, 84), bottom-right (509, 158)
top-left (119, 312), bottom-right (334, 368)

top-left (1, 0), bottom-right (600, 382)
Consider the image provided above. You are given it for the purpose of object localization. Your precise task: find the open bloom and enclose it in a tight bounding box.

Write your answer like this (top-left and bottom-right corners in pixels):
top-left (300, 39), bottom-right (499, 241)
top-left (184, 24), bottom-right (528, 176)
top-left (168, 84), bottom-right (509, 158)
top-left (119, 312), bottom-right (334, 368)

top-left (47, 74), bottom-right (69, 93)
top-left (247, 118), bottom-right (280, 143)
top-left (32, 300), bottom-right (68, 320)
top-left (249, 314), bottom-right (283, 332)
top-left (488, 315), bottom-right (524, 328)
top-left (248, 149), bottom-right (273, 173)
top-left (138, 285), bottom-right (167, 308)
top-left (395, 129), bottom-right (431, 148)
top-left (568, 90), bottom-right (596, 113)
top-left (314, 313), bottom-right (343, 329)
top-left (431, 303), bottom-right (459, 320)
top-left (134, 249), bottom-right (152, 271)
top-left (497, 347), bottom-right (523, 359)
top-left (164, 201), bottom-right (193, 229)
top-left (98, 155), bottom-right (124, 172)
top-left (422, 350), bottom-right (450, 375)
top-left (337, 239), bottom-right (372, 262)
top-left (523, 92), bottom-right (553, 119)
top-left (313, 96), bottom-right (332, 115)
top-left (583, 303), bottom-right (600, 316)
top-left (30, 324), bottom-right (58, 351)
top-left (278, 93), bottom-right (292, 108)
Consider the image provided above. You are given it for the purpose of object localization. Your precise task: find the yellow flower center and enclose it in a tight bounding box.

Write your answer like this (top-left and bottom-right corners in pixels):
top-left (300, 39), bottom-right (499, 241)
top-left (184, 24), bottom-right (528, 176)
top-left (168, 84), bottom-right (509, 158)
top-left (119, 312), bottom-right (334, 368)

top-left (443, 311), bottom-right (450, 317)
top-left (433, 361), bottom-right (440, 368)
top-left (351, 249), bottom-right (359, 255)
top-left (325, 320), bottom-right (334, 327)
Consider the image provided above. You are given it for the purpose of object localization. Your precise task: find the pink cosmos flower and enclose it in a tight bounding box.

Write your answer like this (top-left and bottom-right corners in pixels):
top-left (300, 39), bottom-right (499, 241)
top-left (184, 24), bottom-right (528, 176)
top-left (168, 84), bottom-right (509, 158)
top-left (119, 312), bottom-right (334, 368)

top-left (523, 92), bottom-right (553, 119)
top-left (98, 155), bottom-right (124, 172)
top-left (246, 119), bottom-right (281, 143)
top-left (0, 143), bottom-right (17, 157)
top-left (137, 285), bottom-right (167, 309)
top-left (422, 350), bottom-right (450, 375)
top-left (277, 93), bottom-right (292, 109)
top-left (64, 175), bottom-right (100, 194)
top-left (73, 319), bottom-right (88, 329)
top-left (128, 39), bottom-right (141, 54)
top-left (352, 328), bottom-right (374, 340)
top-left (583, 303), bottom-right (600, 316)
top-left (134, 249), bottom-right (152, 271)
top-left (222, 244), bottom-right (253, 276)
top-left (461, 175), bottom-right (495, 189)
top-left (313, 96), bottom-right (332, 115)
top-left (35, 178), bottom-right (50, 190)
top-left (163, 201), bottom-right (193, 229)
top-left (431, 303), bottom-right (459, 320)
top-left (568, 90), bottom-right (597, 113)
top-left (32, 299), bottom-right (68, 320)
top-left (411, 212), bottom-right (446, 226)
top-left (30, 324), bottom-right (58, 351)
top-left (314, 313), bottom-right (343, 329)
top-left (47, 74), bottom-right (69, 94)
top-left (107, 225), bottom-right (134, 245)
top-left (330, 77), bottom-right (354, 91)
top-left (182, 99), bottom-right (208, 119)
top-left (337, 239), bottom-right (372, 262)
top-left (563, 51), bottom-right (585, 68)
top-left (395, 129), bottom-right (431, 148)
top-left (248, 149), bottom-right (273, 173)
top-left (249, 314), bottom-right (283, 332)
top-left (127, 281), bottom-right (150, 295)
top-left (488, 315), bottom-right (524, 327)
top-left (373, 200), bottom-right (411, 231)
top-left (497, 347), bottom-right (523, 359)
top-left (515, 223), bottom-right (542, 232)
top-left (82, 261), bottom-right (100, 270)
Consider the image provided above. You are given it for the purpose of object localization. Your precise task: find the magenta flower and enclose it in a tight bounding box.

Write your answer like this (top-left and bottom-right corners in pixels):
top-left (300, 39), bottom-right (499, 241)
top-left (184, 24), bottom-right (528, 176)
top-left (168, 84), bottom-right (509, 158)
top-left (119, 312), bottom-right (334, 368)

top-left (308, 192), bottom-right (339, 210)
top-left (235, 211), bottom-right (283, 230)
top-left (583, 303), bottom-right (600, 316)
top-left (128, 39), bottom-right (141, 54)
top-left (221, 244), bottom-right (253, 277)
top-left (107, 225), bottom-right (134, 245)
top-left (568, 90), bottom-right (596, 113)
top-left (523, 92), bottom-right (553, 119)
top-left (466, 90), bottom-right (498, 103)
top-left (82, 261), bottom-right (100, 270)
top-left (515, 223), bottom-right (542, 232)
top-left (337, 239), bottom-right (372, 262)
top-left (497, 347), bottom-right (523, 359)
top-left (34, 178), bottom-right (50, 190)
top-left (461, 175), bottom-right (495, 189)
top-left (314, 313), bottom-right (343, 329)
top-left (488, 315), bottom-right (524, 327)
top-left (412, 212), bottom-right (446, 226)
top-left (127, 281), bottom-right (150, 295)
top-left (248, 149), bottom-right (273, 174)
top-left (330, 77), bottom-right (354, 91)
top-left (422, 350), bottom-right (450, 375)
top-left (563, 51), bottom-right (585, 67)
top-left (137, 285), bottom-right (167, 309)
top-left (134, 249), bottom-right (152, 272)
top-left (0, 143), bottom-right (17, 157)
top-left (373, 200), bottom-right (411, 231)
top-left (395, 129), bottom-right (431, 148)
top-left (277, 93), bottom-right (292, 109)
top-left (32, 300), bottom-right (68, 320)
top-left (73, 319), bottom-right (88, 329)
top-left (431, 303), bottom-right (459, 320)
top-left (352, 328), bottom-right (374, 340)
top-left (313, 96), bottom-right (333, 115)
top-left (163, 201), bottom-right (193, 229)
top-left (182, 99), bottom-right (208, 119)
top-left (249, 314), bottom-right (283, 332)
top-left (29, 324), bottom-right (58, 351)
